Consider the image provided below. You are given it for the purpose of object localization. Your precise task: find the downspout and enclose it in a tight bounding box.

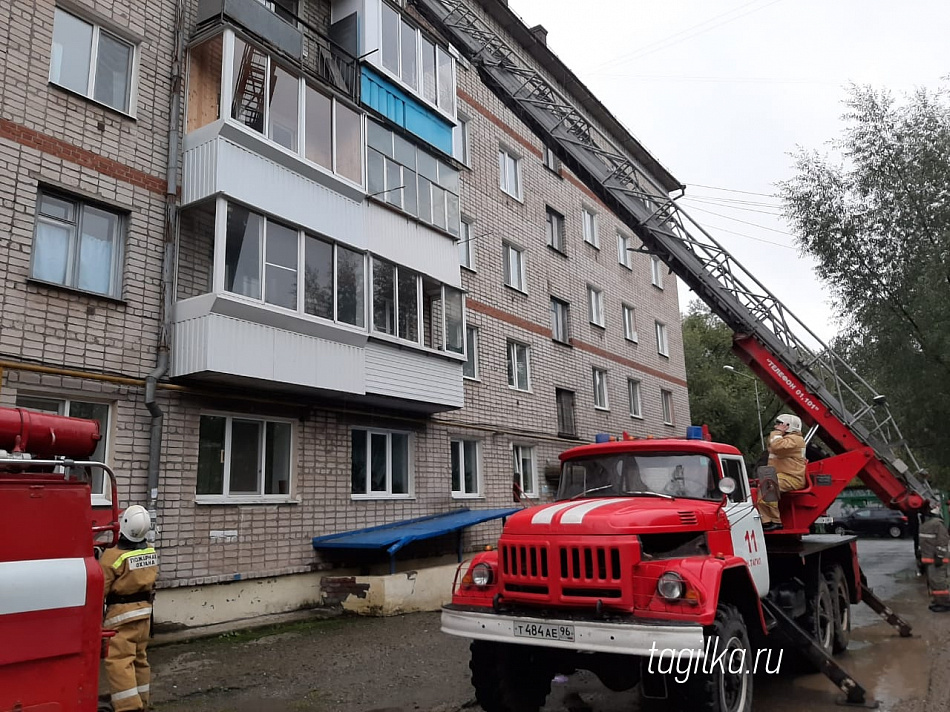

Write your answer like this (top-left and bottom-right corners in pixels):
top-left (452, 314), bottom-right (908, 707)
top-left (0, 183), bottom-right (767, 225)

top-left (146, 0), bottom-right (185, 526)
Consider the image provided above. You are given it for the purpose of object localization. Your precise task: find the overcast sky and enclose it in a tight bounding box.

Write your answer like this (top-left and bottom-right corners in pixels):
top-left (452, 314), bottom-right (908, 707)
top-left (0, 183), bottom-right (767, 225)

top-left (507, 0), bottom-right (948, 345)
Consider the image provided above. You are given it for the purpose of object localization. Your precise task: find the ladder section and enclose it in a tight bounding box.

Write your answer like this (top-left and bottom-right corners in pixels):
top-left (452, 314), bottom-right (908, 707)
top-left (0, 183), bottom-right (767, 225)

top-left (411, 0), bottom-right (933, 507)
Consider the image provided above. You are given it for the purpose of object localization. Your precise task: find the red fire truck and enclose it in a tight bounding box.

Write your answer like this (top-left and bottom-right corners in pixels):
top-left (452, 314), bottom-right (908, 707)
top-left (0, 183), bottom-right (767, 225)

top-left (0, 406), bottom-right (120, 712)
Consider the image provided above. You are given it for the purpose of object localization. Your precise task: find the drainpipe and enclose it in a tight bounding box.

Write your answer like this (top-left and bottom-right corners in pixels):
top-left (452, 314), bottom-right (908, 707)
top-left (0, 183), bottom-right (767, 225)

top-left (146, 0), bottom-right (185, 528)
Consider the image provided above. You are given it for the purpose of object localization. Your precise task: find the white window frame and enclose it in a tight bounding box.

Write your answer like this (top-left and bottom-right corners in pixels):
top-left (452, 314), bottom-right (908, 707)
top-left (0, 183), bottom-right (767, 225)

top-left (542, 145), bottom-right (560, 173)
top-left (503, 241), bottom-right (527, 292)
top-left (655, 320), bottom-right (669, 357)
top-left (195, 412), bottom-right (296, 504)
top-left (513, 444), bottom-right (537, 498)
top-left (593, 367), bottom-right (609, 410)
top-left (550, 297), bottom-right (570, 344)
top-left (622, 304), bottom-right (638, 343)
top-left (618, 232), bottom-right (632, 269)
top-left (628, 379), bottom-right (643, 419)
top-left (507, 340), bottom-right (531, 392)
top-left (546, 206), bottom-right (565, 253)
top-left (588, 285), bottom-right (605, 327)
top-left (661, 389), bottom-right (675, 426)
top-left (556, 388), bottom-right (576, 437)
top-left (451, 439), bottom-right (481, 498)
top-left (351, 427), bottom-right (414, 499)
top-left (49, 8), bottom-right (138, 115)
top-left (582, 207), bottom-right (599, 248)
top-left (498, 147), bottom-right (523, 200)
top-left (463, 325), bottom-right (479, 380)
top-left (651, 255), bottom-right (665, 289)
top-left (459, 217), bottom-right (475, 271)
top-left (453, 111), bottom-right (471, 165)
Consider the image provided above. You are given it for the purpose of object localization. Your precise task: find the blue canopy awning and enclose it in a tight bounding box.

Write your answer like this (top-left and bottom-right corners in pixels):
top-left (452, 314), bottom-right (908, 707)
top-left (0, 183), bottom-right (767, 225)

top-left (312, 507), bottom-right (520, 573)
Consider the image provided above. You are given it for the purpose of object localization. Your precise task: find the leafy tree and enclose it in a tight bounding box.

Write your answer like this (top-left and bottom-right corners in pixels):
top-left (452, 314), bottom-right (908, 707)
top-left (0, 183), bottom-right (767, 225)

top-left (779, 82), bottom-right (950, 488)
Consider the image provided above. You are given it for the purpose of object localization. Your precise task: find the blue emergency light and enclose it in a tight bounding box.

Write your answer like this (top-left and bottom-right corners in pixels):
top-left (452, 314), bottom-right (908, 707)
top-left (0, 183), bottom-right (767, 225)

top-left (686, 425), bottom-right (704, 440)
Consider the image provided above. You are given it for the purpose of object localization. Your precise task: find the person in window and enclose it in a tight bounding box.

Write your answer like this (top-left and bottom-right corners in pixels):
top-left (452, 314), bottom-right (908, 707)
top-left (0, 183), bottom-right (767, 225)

top-left (757, 414), bottom-right (808, 531)
top-left (919, 505), bottom-right (950, 612)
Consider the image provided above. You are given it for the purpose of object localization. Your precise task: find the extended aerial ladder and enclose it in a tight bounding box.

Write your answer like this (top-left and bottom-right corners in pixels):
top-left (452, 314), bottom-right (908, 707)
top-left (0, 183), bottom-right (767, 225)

top-left (411, 0), bottom-right (936, 523)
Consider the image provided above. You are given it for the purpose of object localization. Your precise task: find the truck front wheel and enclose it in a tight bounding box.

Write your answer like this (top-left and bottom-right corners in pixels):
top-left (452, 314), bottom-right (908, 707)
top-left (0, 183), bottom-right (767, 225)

top-left (469, 640), bottom-right (553, 712)
top-left (670, 603), bottom-right (752, 712)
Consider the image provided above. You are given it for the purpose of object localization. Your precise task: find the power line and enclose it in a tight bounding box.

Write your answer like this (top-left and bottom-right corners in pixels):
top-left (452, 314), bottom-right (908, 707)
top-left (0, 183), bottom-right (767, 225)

top-left (700, 223), bottom-right (797, 250)
top-left (683, 194), bottom-right (784, 209)
top-left (684, 205), bottom-right (795, 236)
top-left (687, 183), bottom-right (780, 198)
top-left (681, 196), bottom-right (784, 217)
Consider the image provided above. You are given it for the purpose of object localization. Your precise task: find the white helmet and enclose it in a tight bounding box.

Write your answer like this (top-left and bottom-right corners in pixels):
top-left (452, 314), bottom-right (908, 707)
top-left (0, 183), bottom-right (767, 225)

top-left (775, 414), bottom-right (802, 433)
top-left (119, 505), bottom-right (151, 543)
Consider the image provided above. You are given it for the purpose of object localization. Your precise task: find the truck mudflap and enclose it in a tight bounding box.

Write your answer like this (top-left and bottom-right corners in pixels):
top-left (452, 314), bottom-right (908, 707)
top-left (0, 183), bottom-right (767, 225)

top-left (441, 605), bottom-right (706, 657)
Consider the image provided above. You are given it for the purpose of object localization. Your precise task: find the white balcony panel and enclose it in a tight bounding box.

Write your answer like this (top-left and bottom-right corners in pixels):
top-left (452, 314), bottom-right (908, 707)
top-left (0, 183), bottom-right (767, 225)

top-left (364, 204), bottom-right (461, 288)
top-left (173, 313), bottom-right (365, 394)
top-left (182, 137), bottom-right (218, 205)
top-left (365, 341), bottom-right (464, 408)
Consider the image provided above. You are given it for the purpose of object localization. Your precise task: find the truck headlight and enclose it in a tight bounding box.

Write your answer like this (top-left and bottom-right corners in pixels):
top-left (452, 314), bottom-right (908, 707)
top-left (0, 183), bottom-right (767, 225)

top-left (657, 572), bottom-right (685, 600)
top-left (471, 562), bottom-right (494, 587)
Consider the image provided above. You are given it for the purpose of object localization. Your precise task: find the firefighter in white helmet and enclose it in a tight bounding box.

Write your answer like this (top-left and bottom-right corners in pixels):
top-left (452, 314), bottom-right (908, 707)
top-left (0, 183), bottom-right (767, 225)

top-left (756, 414), bottom-right (808, 531)
top-left (919, 504), bottom-right (950, 612)
top-left (100, 505), bottom-right (158, 712)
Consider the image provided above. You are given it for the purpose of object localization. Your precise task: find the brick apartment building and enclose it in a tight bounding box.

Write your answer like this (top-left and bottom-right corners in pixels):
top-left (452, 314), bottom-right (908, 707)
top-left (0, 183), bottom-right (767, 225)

top-left (0, 0), bottom-right (688, 627)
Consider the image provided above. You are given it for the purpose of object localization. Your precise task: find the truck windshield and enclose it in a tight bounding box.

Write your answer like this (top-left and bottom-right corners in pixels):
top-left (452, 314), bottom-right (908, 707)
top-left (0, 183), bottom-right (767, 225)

top-left (557, 453), bottom-right (720, 501)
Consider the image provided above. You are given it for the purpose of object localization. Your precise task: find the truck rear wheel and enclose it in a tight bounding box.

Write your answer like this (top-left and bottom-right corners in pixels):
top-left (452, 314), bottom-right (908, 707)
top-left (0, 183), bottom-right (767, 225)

top-left (469, 640), bottom-right (553, 712)
top-left (824, 565), bottom-right (851, 653)
top-left (670, 603), bottom-right (752, 712)
top-left (801, 575), bottom-right (835, 656)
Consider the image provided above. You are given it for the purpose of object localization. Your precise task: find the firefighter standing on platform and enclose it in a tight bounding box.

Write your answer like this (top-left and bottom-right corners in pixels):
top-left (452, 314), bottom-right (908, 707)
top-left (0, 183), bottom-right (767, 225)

top-left (919, 505), bottom-right (950, 613)
top-left (756, 414), bottom-right (808, 531)
top-left (100, 505), bottom-right (158, 711)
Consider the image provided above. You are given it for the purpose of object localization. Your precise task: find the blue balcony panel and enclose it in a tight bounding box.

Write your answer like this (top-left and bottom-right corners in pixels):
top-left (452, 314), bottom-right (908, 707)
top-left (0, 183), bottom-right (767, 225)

top-left (361, 66), bottom-right (453, 155)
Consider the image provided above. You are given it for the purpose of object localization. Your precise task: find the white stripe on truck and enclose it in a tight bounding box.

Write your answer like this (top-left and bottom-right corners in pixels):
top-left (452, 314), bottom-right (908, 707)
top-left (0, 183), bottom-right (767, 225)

top-left (0, 557), bottom-right (87, 615)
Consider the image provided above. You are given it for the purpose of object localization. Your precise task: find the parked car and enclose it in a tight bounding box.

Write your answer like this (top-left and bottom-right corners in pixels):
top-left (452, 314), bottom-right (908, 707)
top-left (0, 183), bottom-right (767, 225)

top-left (832, 507), bottom-right (909, 538)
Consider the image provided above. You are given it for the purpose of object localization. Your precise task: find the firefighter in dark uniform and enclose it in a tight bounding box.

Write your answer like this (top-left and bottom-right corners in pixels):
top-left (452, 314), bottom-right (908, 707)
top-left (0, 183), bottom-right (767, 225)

top-left (100, 505), bottom-right (158, 711)
top-left (919, 504), bottom-right (950, 613)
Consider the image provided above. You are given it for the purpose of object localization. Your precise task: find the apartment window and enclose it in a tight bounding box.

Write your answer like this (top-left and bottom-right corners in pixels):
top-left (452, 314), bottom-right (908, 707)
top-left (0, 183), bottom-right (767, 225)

top-left (588, 286), bottom-right (604, 327)
top-left (582, 208), bottom-right (599, 248)
top-left (507, 341), bottom-right (531, 391)
top-left (351, 429), bottom-right (411, 497)
top-left (451, 439), bottom-right (480, 497)
top-left (15, 395), bottom-right (111, 500)
top-left (453, 112), bottom-right (471, 165)
top-left (49, 8), bottom-right (135, 113)
top-left (498, 148), bottom-right (522, 200)
top-left (618, 232), bottom-right (632, 269)
top-left (503, 242), bottom-right (526, 292)
top-left (256, 0), bottom-right (298, 24)
top-left (593, 367), bottom-right (609, 410)
top-left (367, 120), bottom-right (461, 236)
top-left (546, 206), bottom-right (566, 253)
top-left (31, 190), bottom-right (124, 299)
top-left (463, 326), bottom-right (479, 379)
top-left (651, 255), bottom-right (665, 289)
top-left (550, 298), bottom-right (570, 344)
top-left (656, 320), bottom-right (669, 357)
top-left (556, 389), bottom-right (576, 437)
top-left (444, 286), bottom-right (464, 354)
top-left (628, 379), bottom-right (642, 418)
top-left (513, 444), bottom-right (537, 498)
top-left (623, 304), bottom-right (638, 342)
top-left (543, 145), bottom-right (560, 173)
top-left (661, 389), bottom-right (675, 425)
top-left (459, 218), bottom-right (475, 271)
top-left (196, 414), bottom-right (293, 499)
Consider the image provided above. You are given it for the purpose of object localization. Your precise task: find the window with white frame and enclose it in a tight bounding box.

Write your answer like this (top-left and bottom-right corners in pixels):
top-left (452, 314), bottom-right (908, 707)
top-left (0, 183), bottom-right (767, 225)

top-left (196, 414), bottom-right (293, 499)
top-left (546, 206), bottom-right (565, 253)
top-left (582, 207), bottom-right (599, 248)
top-left (503, 242), bottom-right (526, 292)
top-left (49, 8), bottom-right (135, 113)
top-left (622, 304), bottom-right (638, 342)
top-left (628, 379), bottom-right (642, 418)
top-left (367, 120), bottom-right (461, 236)
top-left (463, 325), bottom-right (479, 379)
top-left (661, 389), bottom-right (675, 425)
top-left (550, 297), bottom-right (570, 344)
top-left (655, 320), bottom-right (669, 357)
top-left (351, 428), bottom-right (412, 497)
top-left (651, 255), bottom-right (665, 289)
top-left (593, 367), bottom-right (609, 409)
top-left (543, 145), bottom-right (560, 173)
top-left (15, 395), bottom-right (112, 501)
top-left (588, 285), bottom-right (604, 327)
top-left (451, 439), bottom-right (480, 497)
top-left (453, 111), bottom-right (471, 165)
top-left (31, 190), bottom-right (125, 299)
top-left (507, 340), bottom-right (531, 391)
top-left (556, 388), bottom-right (576, 437)
top-left (459, 217), bottom-right (475, 271)
top-left (513, 444), bottom-right (537, 498)
top-left (498, 148), bottom-right (522, 200)
top-left (618, 232), bottom-right (632, 269)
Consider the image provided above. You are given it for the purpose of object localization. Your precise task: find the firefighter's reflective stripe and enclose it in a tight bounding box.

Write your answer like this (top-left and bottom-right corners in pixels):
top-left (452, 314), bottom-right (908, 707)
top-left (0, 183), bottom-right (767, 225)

top-left (104, 606), bottom-right (153, 628)
top-left (922, 557), bottom-right (935, 563)
top-left (112, 547), bottom-right (157, 570)
top-left (112, 687), bottom-right (140, 702)
top-left (920, 533), bottom-right (937, 538)
top-left (0, 557), bottom-right (86, 615)
top-left (138, 684), bottom-right (150, 694)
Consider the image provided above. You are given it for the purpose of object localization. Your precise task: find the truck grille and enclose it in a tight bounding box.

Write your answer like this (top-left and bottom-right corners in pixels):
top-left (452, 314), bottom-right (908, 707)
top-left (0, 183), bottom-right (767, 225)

top-left (501, 542), bottom-right (624, 601)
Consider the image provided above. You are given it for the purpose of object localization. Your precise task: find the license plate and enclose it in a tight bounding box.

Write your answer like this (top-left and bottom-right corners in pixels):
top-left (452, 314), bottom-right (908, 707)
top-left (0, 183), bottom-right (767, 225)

top-left (513, 622), bottom-right (575, 642)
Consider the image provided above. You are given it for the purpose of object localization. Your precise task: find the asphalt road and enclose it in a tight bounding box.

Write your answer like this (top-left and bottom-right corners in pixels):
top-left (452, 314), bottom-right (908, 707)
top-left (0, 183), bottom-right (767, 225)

top-left (147, 537), bottom-right (944, 712)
